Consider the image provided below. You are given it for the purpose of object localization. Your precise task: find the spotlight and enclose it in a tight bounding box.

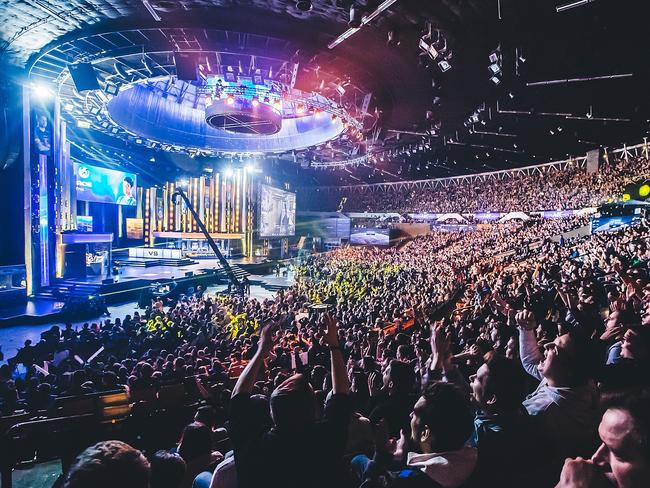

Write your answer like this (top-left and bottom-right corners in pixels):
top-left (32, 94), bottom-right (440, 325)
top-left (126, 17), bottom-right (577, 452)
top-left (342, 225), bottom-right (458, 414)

top-left (64, 103), bottom-right (74, 112)
top-left (314, 108), bottom-right (321, 117)
top-left (489, 76), bottom-right (501, 85)
top-left (273, 99), bottom-right (282, 110)
top-left (149, 157), bottom-right (156, 162)
top-left (205, 95), bottom-right (213, 106)
top-left (438, 60), bottom-right (451, 72)
top-left (296, 0), bottom-right (312, 11)
top-left (244, 164), bottom-right (254, 173)
top-left (331, 114), bottom-right (337, 123)
top-left (489, 52), bottom-right (499, 64)
top-left (226, 94), bottom-right (235, 105)
top-left (488, 63), bottom-right (501, 75)
top-left (251, 96), bottom-right (259, 107)
top-left (349, 6), bottom-right (362, 28)
top-left (639, 184), bottom-right (650, 197)
top-left (224, 167), bottom-right (234, 178)
top-left (31, 83), bottom-right (53, 100)
top-left (77, 120), bottom-right (91, 129)
top-left (296, 103), bottom-right (305, 114)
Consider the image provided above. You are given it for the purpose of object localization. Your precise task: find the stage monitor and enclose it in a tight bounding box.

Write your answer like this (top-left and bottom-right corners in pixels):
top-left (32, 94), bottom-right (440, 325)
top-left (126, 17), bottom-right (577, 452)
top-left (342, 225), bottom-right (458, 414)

top-left (74, 163), bottom-right (137, 206)
top-left (259, 184), bottom-right (296, 237)
top-left (350, 227), bottom-right (390, 246)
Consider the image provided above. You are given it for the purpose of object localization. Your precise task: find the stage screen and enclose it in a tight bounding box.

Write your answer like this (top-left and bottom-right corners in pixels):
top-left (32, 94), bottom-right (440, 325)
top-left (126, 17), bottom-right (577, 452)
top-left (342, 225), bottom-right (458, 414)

top-left (74, 163), bottom-right (137, 206)
top-left (76, 215), bottom-right (93, 232)
top-left (259, 184), bottom-right (296, 237)
top-left (350, 227), bottom-right (390, 246)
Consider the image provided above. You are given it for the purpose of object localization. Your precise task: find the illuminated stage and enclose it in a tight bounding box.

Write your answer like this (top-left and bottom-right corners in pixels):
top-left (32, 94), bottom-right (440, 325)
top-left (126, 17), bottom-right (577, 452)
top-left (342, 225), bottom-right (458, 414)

top-left (0, 256), bottom-right (289, 326)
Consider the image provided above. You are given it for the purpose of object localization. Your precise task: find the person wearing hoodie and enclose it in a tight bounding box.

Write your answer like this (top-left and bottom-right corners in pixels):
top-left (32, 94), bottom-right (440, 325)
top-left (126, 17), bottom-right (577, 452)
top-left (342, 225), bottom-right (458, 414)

top-left (516, 310), bottom-right (600, 469)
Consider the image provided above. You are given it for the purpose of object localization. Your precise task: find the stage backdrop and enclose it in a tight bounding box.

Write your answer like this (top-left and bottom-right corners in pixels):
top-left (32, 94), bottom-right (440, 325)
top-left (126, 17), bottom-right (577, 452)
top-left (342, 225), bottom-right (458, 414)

top-left (74, 163), bottom-right (137, 206)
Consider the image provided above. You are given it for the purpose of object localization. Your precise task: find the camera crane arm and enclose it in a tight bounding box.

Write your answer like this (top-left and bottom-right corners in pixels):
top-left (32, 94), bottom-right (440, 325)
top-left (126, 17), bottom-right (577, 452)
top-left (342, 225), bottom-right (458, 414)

top-left (172, 188), bottom-right (243, 293)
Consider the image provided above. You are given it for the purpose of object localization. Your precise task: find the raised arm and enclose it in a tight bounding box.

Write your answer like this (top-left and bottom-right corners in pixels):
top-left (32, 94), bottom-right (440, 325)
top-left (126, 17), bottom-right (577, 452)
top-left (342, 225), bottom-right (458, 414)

top-left (516, 310), bottom-right (544, 381)
top-left (323, 313), bottom-right (349, 395)
top-left (232, 320), bottom-right (277, 397)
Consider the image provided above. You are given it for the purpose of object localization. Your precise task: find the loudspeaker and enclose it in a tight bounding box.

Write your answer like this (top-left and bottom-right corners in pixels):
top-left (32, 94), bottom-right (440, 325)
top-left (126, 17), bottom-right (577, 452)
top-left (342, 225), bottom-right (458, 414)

top-left (185, 271), bottom-right (194, 277)
top-left (174, 52), bottom-right (197, 81)
top-left (68, 63), bottom-right (100, 92)
top-left (102, 278), bottom-right (115, 285)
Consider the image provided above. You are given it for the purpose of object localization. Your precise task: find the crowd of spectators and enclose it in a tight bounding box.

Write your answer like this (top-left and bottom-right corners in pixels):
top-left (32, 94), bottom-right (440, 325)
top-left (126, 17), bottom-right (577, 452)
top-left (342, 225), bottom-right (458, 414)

top-left (1, 211), bottom-right (650, 487)
top-left (300, 154), bottom-right (650, 214)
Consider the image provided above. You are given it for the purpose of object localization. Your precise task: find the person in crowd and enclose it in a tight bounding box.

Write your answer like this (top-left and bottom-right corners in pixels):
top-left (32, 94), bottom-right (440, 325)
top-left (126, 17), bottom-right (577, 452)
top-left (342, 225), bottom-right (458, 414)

top-left (229, 313), bottom-right (351, 488)
top-left (556, 390), bottom-right (650, 488)
top-left (516, 309), bottom-right (600, 463)
top-left (150, 450), bottom-right (187, 488)
top-left (177, 421), bottom-right (223, 488)
top-left (64, 440), bottom-right (150, 488)
top-left (352, 381), bottom-right (476, 488)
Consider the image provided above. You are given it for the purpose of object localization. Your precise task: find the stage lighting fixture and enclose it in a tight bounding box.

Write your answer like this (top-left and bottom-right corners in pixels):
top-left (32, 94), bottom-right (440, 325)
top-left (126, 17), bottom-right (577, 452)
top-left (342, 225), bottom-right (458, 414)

top-left (149, 157), bottom-right (156, 162)
top-left (419, 38), bottom-right (438, 59)
top-left (205, 95), bottom-right (213, 106)
top-left (488, 63), bottom-right (501, 75)
top-left (105, 84), bottom-right (120, 96)
top-left (264, 96), bottom-right (270, 103)
top-left (31, 83), bottom-right (53, 100)
top-left (639, 184), bottom-right (650, 197)
top-left (438, 60), bottom-right (451, 72)
top-left (224, 167), bottom-right (234, 178)
top-left (273, 99), bottom-right (282, 110)
top-left (77, 120), bottom-right (91, 128)
top-left (489, 76), bottom-right (501, 85)
top-left (296, 0), bottom-right (312, 11)
top-left (349, 6), bottom-right (362, 28)
top-left (489, 52), bottom-right (499, 64)
top-left (251, 96), bottom-right (259, 107)
top-left (244, 164), bottom-right (254, 173)
top-left (622, 193), bottom-right (631, 202)
top-left (331, 114), bottom-right (337, 123)
top-left (114, 62), bottom-right (131, 80)
top-left (64, 103), bottom-right (74, 112)
top-left (314, 108), bottom-right (321, 117)
top-left (296, 103), bottom-right (305, 114)
top-left (226, 94), bottom-right (235, 105)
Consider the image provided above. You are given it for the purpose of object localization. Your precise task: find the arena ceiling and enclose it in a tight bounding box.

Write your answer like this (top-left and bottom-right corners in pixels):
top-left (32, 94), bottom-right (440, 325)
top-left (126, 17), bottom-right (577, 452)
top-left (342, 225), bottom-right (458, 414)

top-left (1, 0), bottom-right (648, 185)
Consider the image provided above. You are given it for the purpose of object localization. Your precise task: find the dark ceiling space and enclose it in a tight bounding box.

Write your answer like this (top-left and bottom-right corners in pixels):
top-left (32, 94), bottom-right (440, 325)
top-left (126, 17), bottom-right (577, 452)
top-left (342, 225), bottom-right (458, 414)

top-left (1, 0), bottom-right (648, 186)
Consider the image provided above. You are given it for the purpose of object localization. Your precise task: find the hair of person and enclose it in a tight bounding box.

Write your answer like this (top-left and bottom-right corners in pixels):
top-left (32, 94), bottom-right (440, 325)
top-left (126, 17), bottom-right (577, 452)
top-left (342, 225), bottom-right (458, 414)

top-left (482, 352), bottom-right (525, 411)
top-left (149, 450), bottom-right (186, 488)
top-left (178, 422), bottom-right (212, 462)
top-left (388, 359), bottom-right (416, 395)
top-left (417, 381), bottom-right (474, 452)
top-left (64, 440), bottom-right (150, 488)
top-left (269, 373), bottom-right (316, 430)
top-left (565, 327), bottom-right (593, 385)
top-left (601, 389), bottom-right (650, 461)
top-left (123, 176), bottom-right (134, 187)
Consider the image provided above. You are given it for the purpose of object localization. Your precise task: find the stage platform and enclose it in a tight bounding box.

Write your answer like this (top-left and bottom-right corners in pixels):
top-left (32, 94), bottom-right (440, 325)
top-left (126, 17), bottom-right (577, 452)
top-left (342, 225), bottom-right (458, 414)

top-left (0, 257), bottom-right (290, 327)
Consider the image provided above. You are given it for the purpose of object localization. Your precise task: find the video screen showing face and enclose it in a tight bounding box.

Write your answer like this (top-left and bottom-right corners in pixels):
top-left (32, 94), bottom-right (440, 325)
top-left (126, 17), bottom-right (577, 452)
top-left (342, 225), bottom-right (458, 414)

top-left (259, 184), bottom-right (296, 237)
top-left (74, 163), bottom-right (137, 206)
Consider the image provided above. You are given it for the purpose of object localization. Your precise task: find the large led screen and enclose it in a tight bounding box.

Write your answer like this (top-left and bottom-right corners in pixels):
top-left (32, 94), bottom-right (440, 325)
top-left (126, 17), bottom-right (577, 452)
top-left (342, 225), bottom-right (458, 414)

top-left (350, 227), bottom-right (390, 246)
top-left (74, 163), bottom-right (137, 206)
top-left (259, 185), bottom-right (296, 237)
